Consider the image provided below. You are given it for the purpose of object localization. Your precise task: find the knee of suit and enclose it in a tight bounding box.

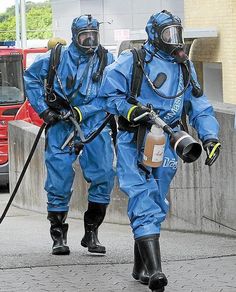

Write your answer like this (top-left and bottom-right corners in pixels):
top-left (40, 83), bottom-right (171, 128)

top-left (88, 187), bottom-right (112, 204)
top-left (47, 191), bottom-right (72, 212)
top-left (121, 177), bottom-right (169, 239)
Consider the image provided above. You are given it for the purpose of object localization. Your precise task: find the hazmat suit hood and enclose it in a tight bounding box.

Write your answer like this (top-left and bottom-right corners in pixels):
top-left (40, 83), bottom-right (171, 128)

top-left (145, 10), bottom-right (187, 63)
top-left (71, 14), bottom-right (100, 55)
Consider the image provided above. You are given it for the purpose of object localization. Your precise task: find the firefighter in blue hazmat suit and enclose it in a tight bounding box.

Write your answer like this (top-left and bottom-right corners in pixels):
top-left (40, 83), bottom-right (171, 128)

top-left (24, 15), bottom-right (115, 256)
top-left (99, 10), bottom-right (221, 292)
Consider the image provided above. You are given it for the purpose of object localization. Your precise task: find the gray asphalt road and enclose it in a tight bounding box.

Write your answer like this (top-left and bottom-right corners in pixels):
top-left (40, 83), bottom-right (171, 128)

top-left (0, 190), bottom-right (235, 292)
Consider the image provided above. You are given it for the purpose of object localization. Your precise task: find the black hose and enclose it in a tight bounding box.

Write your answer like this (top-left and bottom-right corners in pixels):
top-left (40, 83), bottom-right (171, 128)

top-left (81, 113), bottom-right (114, 144)
top-left (0, 123), bottom-right (46, 224)
top-left (69, 113), bottom-right (114, 145)
top-left (0, 113), bottom-right (115, 224)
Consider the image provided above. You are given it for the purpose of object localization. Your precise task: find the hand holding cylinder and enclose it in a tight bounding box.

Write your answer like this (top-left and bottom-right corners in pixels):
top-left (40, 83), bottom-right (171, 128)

top-left (148, 110), bottom-right (202, 163)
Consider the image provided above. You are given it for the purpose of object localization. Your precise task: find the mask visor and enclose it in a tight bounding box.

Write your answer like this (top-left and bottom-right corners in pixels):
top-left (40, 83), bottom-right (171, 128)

top-left (161, 25), bottom-right (184, 45)
top-left (77, 29), bottom-right (99, 49)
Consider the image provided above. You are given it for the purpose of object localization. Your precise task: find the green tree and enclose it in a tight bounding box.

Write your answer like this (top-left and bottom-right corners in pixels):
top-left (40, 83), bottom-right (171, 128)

top-left (0, 1), bottom-right (52, 41)
top-left (0, 14), bottom-right (16, 40)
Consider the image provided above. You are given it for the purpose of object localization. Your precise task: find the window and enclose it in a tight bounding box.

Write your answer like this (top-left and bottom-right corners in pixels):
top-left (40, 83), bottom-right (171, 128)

top-left (203, 62), bottom-right (223, 102)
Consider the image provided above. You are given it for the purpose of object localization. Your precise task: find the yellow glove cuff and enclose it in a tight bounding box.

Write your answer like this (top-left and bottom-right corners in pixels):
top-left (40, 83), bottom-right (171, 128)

top-left (74, 107), bottom-right (83, 122)
top-left (209, 142), bottom-right (221, 158)
top-left (127, 105), bottom-right (138, 122)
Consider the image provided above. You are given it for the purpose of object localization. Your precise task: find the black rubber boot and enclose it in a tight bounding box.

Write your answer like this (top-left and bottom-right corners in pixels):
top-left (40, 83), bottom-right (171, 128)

top-left (132, 241), bottom-right (149, 285)
top-left (47, 211), bottom-right (70, 255)
top-left (81, 202), bottom-right (107, 254)
top-left (136, 235), bottom-right (168, 292)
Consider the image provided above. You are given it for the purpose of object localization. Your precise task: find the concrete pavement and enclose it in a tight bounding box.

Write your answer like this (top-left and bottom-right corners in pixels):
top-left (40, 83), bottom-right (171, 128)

top-left (0, 189), bottom-right (236, 292)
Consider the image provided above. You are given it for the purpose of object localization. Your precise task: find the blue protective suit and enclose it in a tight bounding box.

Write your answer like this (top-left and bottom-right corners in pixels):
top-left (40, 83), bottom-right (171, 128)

top-left (24, 42), bottom-right (115, 212)
top-left (99, 40), bottom-right (219, 238)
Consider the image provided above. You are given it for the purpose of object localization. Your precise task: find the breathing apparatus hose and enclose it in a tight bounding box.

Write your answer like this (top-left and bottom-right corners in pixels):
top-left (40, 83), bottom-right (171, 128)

top-left (69, 113), bottom-right (114, 145)
top-left (0, 122), bottom-right (47, 224)
top-left (139, 56), bottom-right (191, 99)
top-left (138, 46), bottom-right (204, 100)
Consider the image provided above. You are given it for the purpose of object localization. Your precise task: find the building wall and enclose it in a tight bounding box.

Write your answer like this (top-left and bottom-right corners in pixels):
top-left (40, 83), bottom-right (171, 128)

top-left (51, 0), bottom-right (184, 47)
top-left (80, 0), bottom-right (184, 45)
top-left (9, 103), bottom-right (236, 237)
top-left (51, 0), bottom-right (81, 42)
top-left (185, 0), bottom-right (236, 104)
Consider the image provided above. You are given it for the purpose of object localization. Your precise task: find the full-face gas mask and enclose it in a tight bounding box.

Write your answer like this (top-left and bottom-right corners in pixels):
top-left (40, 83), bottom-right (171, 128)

top-left (77, 29), bottom-right (99, 53)
top-left (71, 14), bottom-right (100, 54)
top-left (143, 10), bottom-right (203, 99)
top-left (146, 10), bottom-right (187, 63)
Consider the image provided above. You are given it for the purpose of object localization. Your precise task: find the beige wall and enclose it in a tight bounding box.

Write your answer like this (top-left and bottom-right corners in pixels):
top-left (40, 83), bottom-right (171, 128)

top-left (185, 0), bottom-right (236, 104)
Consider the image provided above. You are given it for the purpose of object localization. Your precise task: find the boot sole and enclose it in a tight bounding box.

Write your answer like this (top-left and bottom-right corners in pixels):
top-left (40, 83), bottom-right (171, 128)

top-left (88, 247), bottom-right (106, 254)
top-left (151, 288), bottom-right (165, 292)
top-left (81, 240), bottom-right (106, 254)
top-left (52, 246), bottom-right (70, 255)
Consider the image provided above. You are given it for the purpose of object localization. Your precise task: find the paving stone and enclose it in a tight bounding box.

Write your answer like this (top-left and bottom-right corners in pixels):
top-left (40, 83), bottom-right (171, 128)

top-left (0, 190), bottom-right (236, 292)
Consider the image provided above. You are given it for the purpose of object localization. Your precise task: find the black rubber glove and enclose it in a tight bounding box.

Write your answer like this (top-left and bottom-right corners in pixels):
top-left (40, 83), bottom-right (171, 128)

top-left (40, 108), bottom-right (61, 125)
top-left (203, 139), bottom-right (221, 166)
top-left (72, 107), bottom-right (83, 123)
top-left (128, 106), bottom-right (151, 124)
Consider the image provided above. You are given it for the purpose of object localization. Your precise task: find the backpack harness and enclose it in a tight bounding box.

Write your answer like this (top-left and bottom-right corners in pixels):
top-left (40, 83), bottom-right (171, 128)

top-left (118, 47), bottom-right (203, 176)
top-left (118, 47), bottom-right (203, 135)
top-left (45, 43), bottom-right (117, 152)
top-left (45, 43), bottom-right (108, 110)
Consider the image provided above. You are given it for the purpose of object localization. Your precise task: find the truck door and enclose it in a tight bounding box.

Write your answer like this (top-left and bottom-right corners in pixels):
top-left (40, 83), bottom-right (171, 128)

top-left (0, 53), bottom-right (25, 184)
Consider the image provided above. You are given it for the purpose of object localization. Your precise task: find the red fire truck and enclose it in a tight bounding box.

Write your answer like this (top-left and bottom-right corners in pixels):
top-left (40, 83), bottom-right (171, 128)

top-left (0, 41), bottom-right (46, 186)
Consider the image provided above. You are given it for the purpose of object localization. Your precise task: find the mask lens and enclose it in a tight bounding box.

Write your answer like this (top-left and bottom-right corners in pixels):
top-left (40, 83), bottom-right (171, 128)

top-left (77, 30), bottom-right (99, 48)
top-left (161, 26), bottom-right (184, 45)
